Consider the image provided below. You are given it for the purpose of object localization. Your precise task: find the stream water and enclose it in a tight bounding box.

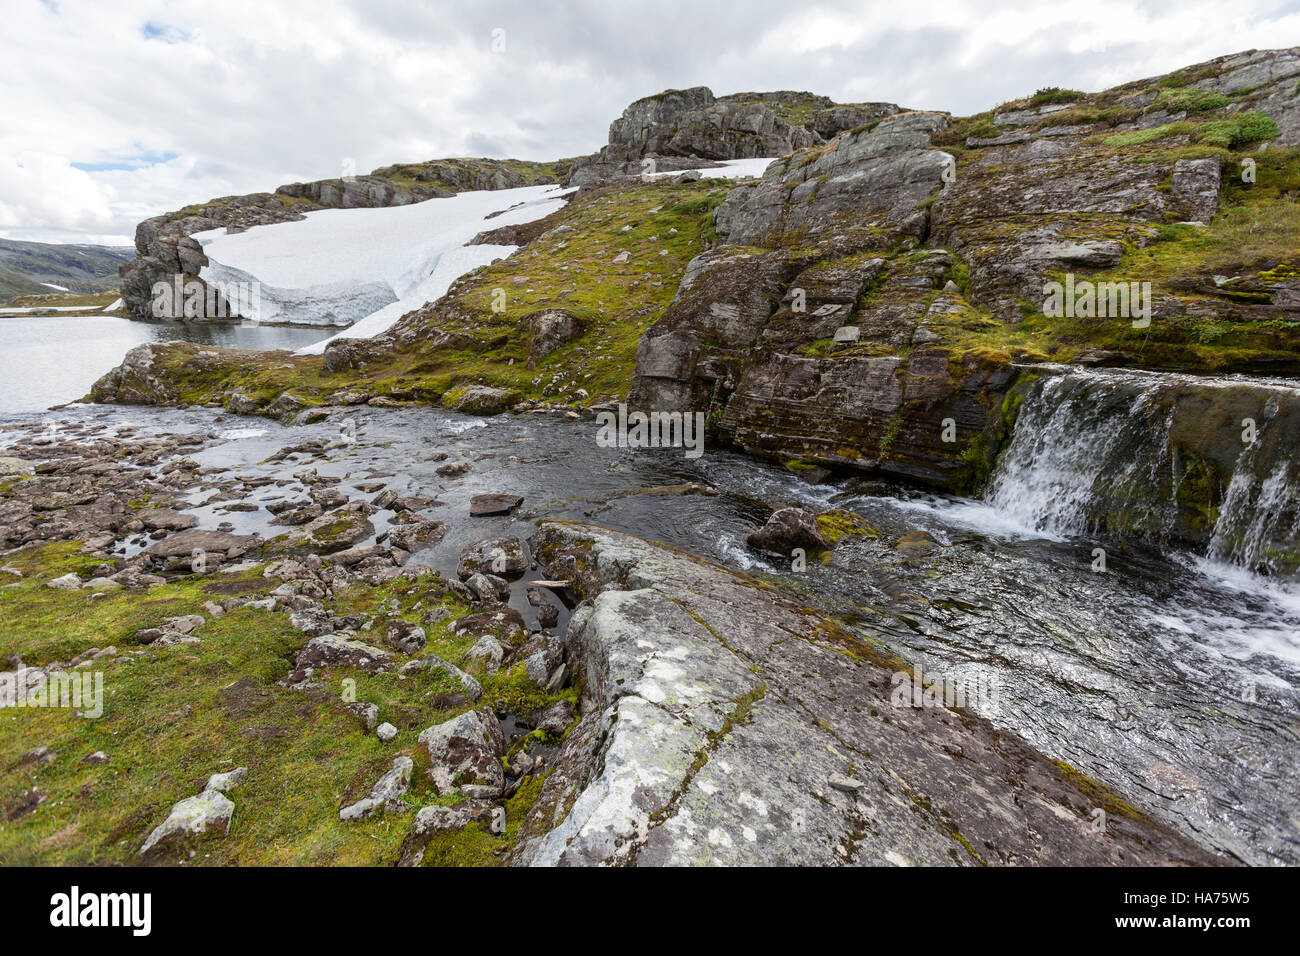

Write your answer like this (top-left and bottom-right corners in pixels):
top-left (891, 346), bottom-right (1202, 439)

top-left (1, 362), bottom-right (1296, 865)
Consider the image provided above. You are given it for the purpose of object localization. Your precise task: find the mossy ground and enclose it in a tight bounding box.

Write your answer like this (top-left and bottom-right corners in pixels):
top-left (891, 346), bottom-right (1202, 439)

top-left (3, 290), bottom-right (120, 313)
top-left (0, 542), bottom-right (572, 865)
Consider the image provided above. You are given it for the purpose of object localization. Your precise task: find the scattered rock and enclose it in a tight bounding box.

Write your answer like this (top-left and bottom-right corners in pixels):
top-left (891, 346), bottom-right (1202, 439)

top-left (435, 460), bottom-right (472, 477)
top-left (469, 493), bottom-right (524, 516)
top-left (457, 535), bottom-right (527, 579)
top-left (339, 756), bottom-right (413, 821)
top-left (397, 801), bottom-right (499, 866)
top-left (418, 708), bottom-right (506, 796)
top-left (745, 508), bottom-right (830, 555)
top-left (139, 788), bottom-right (235, 858)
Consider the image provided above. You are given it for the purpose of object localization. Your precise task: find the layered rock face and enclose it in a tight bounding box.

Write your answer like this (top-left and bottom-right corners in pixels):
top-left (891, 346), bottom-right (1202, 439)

top-left (118, 158), bottom-right (565, 323)
top-left (1181, 47), bottom-right (1300, 145)
top-left (629, 47), bottom-right (1300, 491)
top-left (508, 522), bottom-right (1215, 866)
top-left (567, 86), bottom-right (901, 186)
top-left (628, 112), bottom-right (1018, 488)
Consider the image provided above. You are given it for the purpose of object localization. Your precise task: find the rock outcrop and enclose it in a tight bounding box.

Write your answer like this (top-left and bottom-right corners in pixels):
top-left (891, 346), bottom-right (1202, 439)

top-left (628, 48), bottom-right (1300, 491)
top-left (567, 87), bottom-right (903, 186)
top-left (509, 522), bottom-right (1216, 866)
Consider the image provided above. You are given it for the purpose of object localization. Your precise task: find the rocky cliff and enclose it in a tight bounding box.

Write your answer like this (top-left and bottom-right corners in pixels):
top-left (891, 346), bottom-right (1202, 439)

top-left (566, 86), bottom-right (902, 186)
top-left (629, 47), bottom-right (1300, 491)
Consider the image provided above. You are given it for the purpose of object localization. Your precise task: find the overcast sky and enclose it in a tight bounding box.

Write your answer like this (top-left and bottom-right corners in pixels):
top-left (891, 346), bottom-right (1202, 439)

top-left (4, 0), bottom-right (1298, 246)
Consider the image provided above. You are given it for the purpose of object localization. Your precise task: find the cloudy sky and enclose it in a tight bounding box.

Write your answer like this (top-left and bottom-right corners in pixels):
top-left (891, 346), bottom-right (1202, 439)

top-left (4, 0), bottom-right (1298, 246)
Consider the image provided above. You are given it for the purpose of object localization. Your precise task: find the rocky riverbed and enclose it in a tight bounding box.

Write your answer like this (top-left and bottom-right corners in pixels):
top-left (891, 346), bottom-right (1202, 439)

top-left (2, 401), bottom-right (1293, 864)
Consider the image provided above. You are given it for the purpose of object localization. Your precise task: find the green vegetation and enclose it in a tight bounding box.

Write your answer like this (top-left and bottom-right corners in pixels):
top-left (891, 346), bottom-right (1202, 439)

top-left (1104, 112), bottom-right (1278, 149)
top-left (0, 542), bottom-right (572, 865)
top-left (1103, 122), bottom-right (1196, 147)
top-left (1155, 87), bottom-right (1230, 113)
top-left (111, 178), bottom-right (737, 413)
top-left (1028, 87), bottom-right (1084, 107)
top-left (814, 509), bottom-right (879, 544)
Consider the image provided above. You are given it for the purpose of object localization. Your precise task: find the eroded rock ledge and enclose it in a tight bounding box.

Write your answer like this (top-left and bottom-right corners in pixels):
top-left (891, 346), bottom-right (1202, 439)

top-left (508, 522), bottom-right (1218, 866)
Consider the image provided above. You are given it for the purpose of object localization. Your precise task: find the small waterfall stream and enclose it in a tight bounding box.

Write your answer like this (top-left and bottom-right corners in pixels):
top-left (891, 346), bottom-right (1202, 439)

top-left (985, 365), bottom-right (1300, 577)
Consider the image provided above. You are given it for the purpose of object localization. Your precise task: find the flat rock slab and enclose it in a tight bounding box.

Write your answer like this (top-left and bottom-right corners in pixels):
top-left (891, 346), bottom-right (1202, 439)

top-left (146, 529), bottom-right (258, 557)
top-left (138, 508), bottom-right (198, 531)
top-left (508, 522), bottom-right (1219, 867)
top-left (469, 493), bottom-right (524, 516)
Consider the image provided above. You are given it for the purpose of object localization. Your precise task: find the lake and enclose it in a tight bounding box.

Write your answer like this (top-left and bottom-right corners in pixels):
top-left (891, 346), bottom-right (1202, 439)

top-left (0, 314), bottom-right (328, 414)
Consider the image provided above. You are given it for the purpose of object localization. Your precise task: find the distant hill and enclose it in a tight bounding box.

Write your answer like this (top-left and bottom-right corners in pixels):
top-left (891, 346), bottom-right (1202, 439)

top-left (0, 239), bottom-right (133, 304)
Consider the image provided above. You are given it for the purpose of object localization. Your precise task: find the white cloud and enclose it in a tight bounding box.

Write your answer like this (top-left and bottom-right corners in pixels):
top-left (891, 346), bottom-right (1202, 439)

top-left (2, 0), bottom-right (1297, 245)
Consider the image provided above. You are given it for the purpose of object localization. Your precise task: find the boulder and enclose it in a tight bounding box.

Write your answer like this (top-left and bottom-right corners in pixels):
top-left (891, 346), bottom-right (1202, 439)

top-left (524, 309), bottom-right (583, 366)
top-left (397, 801), bottom-right (500, 867)
top-left (418, 709), bottom-right (506, 796)
top-left (339, 756), bottom-right (413, 821)
top-left (146, 529), bottom-right (258, 559)
top-left (469, 493), bottom-right (524, 516)
top-left (457, 535), bottom-right (527, 579)
top-left (451, 385), bottom-right (521, 416)
top-left (294, 634), bottom-right (393, 674)
top-left (139, 788), bottom-right (234, 858)
top-left (387, 520), bottom-right (448, 553)
top-left (746, 508), bottom-right (830, 555)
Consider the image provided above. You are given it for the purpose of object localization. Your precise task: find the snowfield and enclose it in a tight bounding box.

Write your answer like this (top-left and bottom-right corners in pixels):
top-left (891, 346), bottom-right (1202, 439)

top-left (643, 157), bottom-right (776, 180)
top-left (187, 183), bottom-right (575, 355)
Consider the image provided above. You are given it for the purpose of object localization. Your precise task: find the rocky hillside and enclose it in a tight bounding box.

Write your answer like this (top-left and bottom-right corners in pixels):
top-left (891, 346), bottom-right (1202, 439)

top-left (92, 47), bottom-right (1300, 540)
top-left (0, 420), bottom-right (1217, 865)
top-left (16, 47), bottom-right (1300, 866)
top-left (0, 239), bottom-right (132, 304)
top-left (565, 86), bottom-right (901, 185)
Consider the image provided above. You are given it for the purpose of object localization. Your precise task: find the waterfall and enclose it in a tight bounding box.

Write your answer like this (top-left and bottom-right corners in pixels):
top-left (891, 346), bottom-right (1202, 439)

top-left (984, 366), bottom-right (1300, 576)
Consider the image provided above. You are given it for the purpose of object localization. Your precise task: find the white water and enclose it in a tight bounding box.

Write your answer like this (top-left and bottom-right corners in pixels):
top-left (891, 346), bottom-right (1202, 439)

top-left (985, 366), bottom-right (1300, 572)
top-left (972, 365), bottom-right (1300, 666)
top-left (984, 371), bottom-right (1175, 537)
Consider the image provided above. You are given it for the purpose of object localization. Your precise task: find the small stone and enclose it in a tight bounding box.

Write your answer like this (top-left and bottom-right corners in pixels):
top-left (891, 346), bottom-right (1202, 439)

top-left (435, 460), bottom-right (472, 477)
top-left (469, 493), bottom-right (524, 517)
top-left (206, 767), bottom-right (248, 793)
top-left (829, 773), bottom-right (865, 793)
top-left (376, 722), bottom-right (398, 742)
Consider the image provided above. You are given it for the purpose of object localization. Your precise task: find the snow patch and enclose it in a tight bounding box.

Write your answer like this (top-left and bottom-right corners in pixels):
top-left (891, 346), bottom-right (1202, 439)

top-left (186, 184), bottom-right (573, 354)
top-left (643, 157), bottom-right (776, 180)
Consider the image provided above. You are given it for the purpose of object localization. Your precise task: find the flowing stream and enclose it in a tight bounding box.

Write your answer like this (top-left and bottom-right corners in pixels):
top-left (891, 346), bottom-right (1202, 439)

top-left (2, 362), bottom-right (1297, 864)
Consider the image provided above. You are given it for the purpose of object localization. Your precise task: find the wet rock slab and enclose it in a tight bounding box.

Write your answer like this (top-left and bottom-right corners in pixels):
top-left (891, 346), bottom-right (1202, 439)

top-left (509, 522), bottom-right (1220, 867)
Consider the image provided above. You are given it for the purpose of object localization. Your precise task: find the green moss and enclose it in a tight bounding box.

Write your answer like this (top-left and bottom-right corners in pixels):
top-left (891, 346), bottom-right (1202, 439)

top-left (1104, 122), bottom-right (1195, 147)
top-left (1051, 760), bottom-right (1150, 823)
top-left (0, 538), bottom-right (571, 865)
top-left (1196, 112), bottom-right (1279, 149)
top-left (815, 509), bottom-right (879, 544)
top-left (1154, 87), bottom-right (1230, 113)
